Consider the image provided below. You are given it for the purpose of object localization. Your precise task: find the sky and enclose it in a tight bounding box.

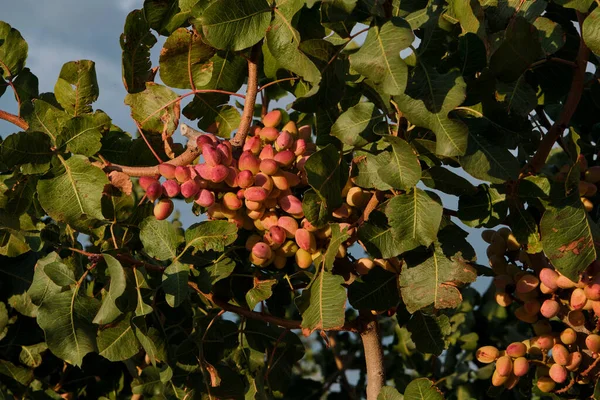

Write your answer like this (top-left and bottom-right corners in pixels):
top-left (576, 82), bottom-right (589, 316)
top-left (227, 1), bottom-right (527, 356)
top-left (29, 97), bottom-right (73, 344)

top-left (0, 1), bottom-right (492, 293)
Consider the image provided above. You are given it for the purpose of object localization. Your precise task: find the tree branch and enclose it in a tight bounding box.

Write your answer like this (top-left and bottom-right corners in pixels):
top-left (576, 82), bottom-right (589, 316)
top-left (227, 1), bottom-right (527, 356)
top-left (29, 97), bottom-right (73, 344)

top-left (526, 12), bottom-right (590, 176)
top-left (360, 312), bottom-right (385, 400)
top-left (230, 44), bottom-right (260, 150)
top-left (188, 281), bottom-right (359, 332)
top-left (0, 109), bottom-right (29, 130)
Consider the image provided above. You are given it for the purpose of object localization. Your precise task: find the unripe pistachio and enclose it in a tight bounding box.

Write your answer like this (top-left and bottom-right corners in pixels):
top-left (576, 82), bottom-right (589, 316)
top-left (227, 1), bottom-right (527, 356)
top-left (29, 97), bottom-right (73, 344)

top-left (180, 179), bottom-right (200, 199)
top-left (540, 299), bottom-right (560, 319)
top-left (275, 130), bottom-right (294, 151)
top-left (264, 226), bottom-right (286, 248)
top-left (298, 125), bottom-right (311, 141)
top-left (567, 310), bottom-right (585, 326)
top-left (259, 127), bottom-right (279, 142)
top-left (537, 376), bottom-right (555, 392)
top-left (278, 216), bottom-right (299, 238)
top-left (292, 138), bottom-right (307, 156)
top-left (560, 328), bottom-right (577, 345)
top-left (585, 274), bottom-right (600, 300)
top-left (551, 344), bottom-right (570, 366)
top-left (582, 197), bottom-right (594, 212)
top-left (586, 334), bottom-right (600, 353)
top-left (282, 120), bottom-right (297, 136)
top-left (295, 248), bottom-right (312, 269)
top-left (175, 166), bottom-right (191, 183)
top-left (279, 194), bottom-right (303, 215)
top-left (223, 192), bottom-right (243, 210)
top-left (356, 258), bottom-right (375, 275)
top-left (252, 242), bottom-right (272, 260)
top-left (279, 240), bottom-right (299, 257)
top-left (556, 275), bottom-right (577, 289)
top-left (515, 274), bottom-right (539, 293)
top-left (236, 170), bottom-right (255, 189)
top-left (549, 364), bottom-right (567, 383)
top-left (570, 287), bottom-right (587, 310)
top-left (139, 176), bottom-right (159, 191)
top-left (146, 181), bottom-right (163, 201)
top-left (295, 228), bottom-right (316, 252)
top-left (245, 199), bottom-right (263, 211)
top-left (566, 351), bottom-right (582, 371)
top-left (506, 342), bottom-right (527, 358)
top-left (301, 218), bottom-right (318, 232)
top-left (246, 207), bottom-right (265, 220)
top-left (271, 172), bottom-right (290, 191)
top-left (239, 151), bottom-right (260, 174)
top-left (244, 136), bottom-right (261, 155)
top-left (496, 355), bottom-right (513, 377)
top-left (495, 292), bottom-right (513, 307)
top-left (262, 110), bottom-right (282, 128)
top-left (476, 346), bottom-right (500, 364)
top-left (513, 357), bottom-right (529, 377)
top-left (162, 180), bottom-right (180, 197)
top-left (332, 203), bottom-right (352, 219)
top-left (158, 163), bottom-right (177, 179)
top-left (153, 198), bottom-right (174, 220)
top-left (196, 134), bottom-right (214, 148)
top-left (254, 173), bottom-right (273, 194)
top-left (202, 144), bottom-right (221, 167)
top-left (216, 143), bottom-right (232, 166)
top-left (244, 187), bottom-right (268, 202)
top-left (260, 159), bottom-right (279, 175)
top-left (491, 370), bottom-right (509, 387)
top-left (259, 211), bottom-right (279, 231)
top-left (539, 268), bottom-right (559, 290)
top-left (274, 150), bottom-right (295, 166)
top-left (245, 234), bottom-right (262, 251)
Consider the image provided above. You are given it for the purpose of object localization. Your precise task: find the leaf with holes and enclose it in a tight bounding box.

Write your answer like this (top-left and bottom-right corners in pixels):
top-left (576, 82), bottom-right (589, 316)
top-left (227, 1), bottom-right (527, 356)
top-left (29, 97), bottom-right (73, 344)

top-left (54, 60), bottom-right (99, 116)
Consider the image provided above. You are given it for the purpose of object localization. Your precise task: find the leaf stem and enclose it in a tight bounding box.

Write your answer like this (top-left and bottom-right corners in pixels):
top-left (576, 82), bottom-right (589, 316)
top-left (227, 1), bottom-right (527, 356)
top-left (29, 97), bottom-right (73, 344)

top-left (0, 109), bottom-right (29, 130)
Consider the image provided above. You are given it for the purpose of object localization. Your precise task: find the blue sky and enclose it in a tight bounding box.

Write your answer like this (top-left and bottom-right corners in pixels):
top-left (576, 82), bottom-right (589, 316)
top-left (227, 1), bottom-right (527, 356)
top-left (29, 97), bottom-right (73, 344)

top-left (0, 1), bottom-right (492, 293)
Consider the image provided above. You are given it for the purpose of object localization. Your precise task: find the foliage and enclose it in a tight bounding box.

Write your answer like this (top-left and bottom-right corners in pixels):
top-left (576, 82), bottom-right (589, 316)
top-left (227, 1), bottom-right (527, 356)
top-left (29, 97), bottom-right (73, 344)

top-left (0, 0), bottom-right (600, 399)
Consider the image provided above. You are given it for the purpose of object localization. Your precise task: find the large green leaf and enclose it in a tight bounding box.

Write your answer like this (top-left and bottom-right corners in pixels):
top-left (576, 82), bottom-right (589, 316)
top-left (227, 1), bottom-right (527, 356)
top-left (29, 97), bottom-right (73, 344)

top-left (246, 278), bottom-right (277, 310)
top-left (553, 0), bottom-right (593, 13)
top-left (457, 184), bottom-right (507, 228)
top-left (37, 155), bottom-right (108, 224)
top-left (385, 189), bottom-right (443, 253)
top-left (23, 97), bottom-right (70, 145)
top-left (406, 311), bottom-right (450, 356)
top-left (184, 220), bottom-right (238, 254)
top-left (393, 65), bottom-right (468, 157)
top-left (358, 211), bottom-right (402, 259)
top-left (348, 267), bottom-right (399, 310)
top-left (323, 223), bottom-right (350, 270)
top-left (349, 18), bottom-right (414, 96)
top-left (159, 28), bottom-right (215, 89)
top-left (54, 60), bottom-right (99, 116)
top-left (44, 261), bottom-right (77, 287)
top-left (196, 0), bottom-right (272, 51)
top-left (305, 144), bottom-right (348, 213)
top-left (0, 360), bottom-right (33, 387)
top-left (121, 9), bottom-right (157, 94)
top-left (0, 131), bottom-right (53, 169)
top-left (583, 7), bottom-right (600, 56)
top-left (298, 269), bottom-right (347, 333)
top-left (378, 136), bottom-right (421, 190)
top-left (125, 83), bottom-right (180, 136)
top-left (0, 21), bottom-right (28, 79)
top-left (404, 378), bottom-right (444, 400)
top-left (57, 111), bottom-right (112, 156)
top-left (378, 387), bottom-right (403, 400)
top-left (37, 289), bottom-right (100, 366)
top-left (331, 102), bottom-right (384, 148)
top-left (399, 244), bottom-right (476, 313)
top-left (265, 0), bottom-right (320, 83)
top-left (459, 132), bottom-right (520, 184)
top-left (27, 252), bottom-right (62, 307)
top-left (162, 261), bottom-right (189, 308)
top-left (97, 316), bottom-right (139, 362)
top-left (352, 149), bottom-right (392, 191)
top-left (140, 217), bottom-right (184, 261)
top-left (93, 255), bottom-right (128, 325)
top-left (421, 166), bottom-right (476, 196)
top-left (540, 194), bottom-right (600, 281)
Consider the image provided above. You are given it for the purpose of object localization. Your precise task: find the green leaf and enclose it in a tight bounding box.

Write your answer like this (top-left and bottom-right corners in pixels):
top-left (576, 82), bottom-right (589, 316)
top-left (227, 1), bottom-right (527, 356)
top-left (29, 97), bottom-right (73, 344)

top-left (553, 0), bottom-right (593, 13)
top-left (265, 0), bottom-right (320, 83)
top-left (195, 257), bottom-right (237, 292)
top-left (58, 111), bottom-right (111, 156)
top-left (0, 360), bottom-right (33, 386)
top-left (406, 311), bottom-right (450, 356)
top-left (358, 211), bottom-right (402, 259)
top-left (399, 244), bottom-right (476, 313)
top-left (98, 316), bottom-right (139, 362)
top-left (37, 289), bottom-right (100, 366)
top-left (393, 65), bottom-right (468, 157)
top-left (457, 184), bottom-right (507, 228)
top-left (184, 220), bottom-right (238, 254)
top-left (540, 194), bottom-right (600, 281)
top-left (132, 317), bottom-right (165, 365)
top-left (583, 7), bottom-right (600, 56)
top-left (132, 267), bottom-right (153, 317)
top-left (37, 155), bottom-right (109, 224)
top-left (378, 386), bottom-right (403, 400)
top-left (305, 144), bottom-right (348, 213)
top-left (448, 0), bottom-right (485, 38)
top-left (246, 278), bottom-right (277, 310)
top-left (385, 189), bottom-right (443, 253)
top-left (509, 207), bottom-right (543, 254)
top-left (349, 18), bottom-right (414, 96)
top-left (23, 97), bottom-right (70, 145)
top-left (379, 136), bottom-right (421, 190)
top-left (19, 343), bottom-right (47, 368)
top-left (140, 217), bottom-right (184, 261)
top-left (0, 21), bottom-right (28, 79)
top-left (93, 255), bottom-right (127, 325)
top-left (54, 60), bottom-right (99, 116)
top-left (352, 149), bottom-right (392, 191)
top-left (302, 189), bottom-right (330, 228)
top-left (323, 223), bottom-right (350, 270)
top-left (125, 83), bottom-right (180, 136)
top-left (162, 261), bottom-right (189, 308)
top-left (159, 28), bottom-right (215, 89)
top-left (196, 0), bottom-right (272, 51)
top-left (459, 131), bottom-right (520, 184)
top-left (534, 16), bottom-right (566, 56)
top-left (12, 68), bottom-right (38, 106)
top-left (495, 77), bottom-right (537, 117)
top-left (43, 262), bottom-right (76, 287)
top-left (0, 131), bottom-right (53, 169)
top-left (298, 269), bottom-right (347, 333)
top-left (27, 252), bottom-right (62, 307)
top-left (421, 166), bottom-right (476, 196)
top-left (0, 302), bottom-right (7, 341)
top-left (348, 267), bottom-right (399, 310)
top-left (331, 102), bottom-right (384, 148)
top-left (215, 105), bottom-right (242, 138)
top-left (144, 0), bottom-right (195, 35)
top-left (121, 9), bottom-right (158, 94)
top-left (404, 378), bottom-right (444, 400)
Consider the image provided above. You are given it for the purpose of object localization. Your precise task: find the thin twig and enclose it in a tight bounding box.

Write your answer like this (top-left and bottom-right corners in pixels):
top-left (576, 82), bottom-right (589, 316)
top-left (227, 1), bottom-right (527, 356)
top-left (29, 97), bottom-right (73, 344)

top-left (525, 12), bottom-right (590, 176)
top-left (230, 44), bottom-right (260, 150)
top-left (258, 77), bottom-right (300, 92)
top-left (0, 109), bottom-right (29, 130)
top-left (135, 122), bottom-right (163, 163)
